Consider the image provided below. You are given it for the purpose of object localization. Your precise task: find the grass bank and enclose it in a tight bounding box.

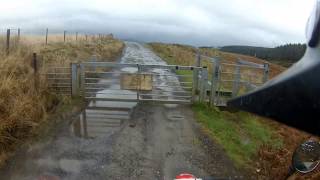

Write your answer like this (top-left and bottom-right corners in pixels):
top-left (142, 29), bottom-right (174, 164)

top-left (147, 42), bottom-right (314, 179)
top-left (192, 103), bottom-right (282, 167)
top-left (0, 35), bottom-right (124, 167)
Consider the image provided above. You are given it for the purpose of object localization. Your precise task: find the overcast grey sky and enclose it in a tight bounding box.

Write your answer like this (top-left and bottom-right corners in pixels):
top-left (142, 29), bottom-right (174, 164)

top-left (0, 0), bottom-right (315, 47)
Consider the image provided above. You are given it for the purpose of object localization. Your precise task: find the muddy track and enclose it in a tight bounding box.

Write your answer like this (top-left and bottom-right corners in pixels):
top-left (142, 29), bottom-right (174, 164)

top-left (104, 104), bottom-right (240, 179)
top-left (0, 42), bottom-right (240, 180)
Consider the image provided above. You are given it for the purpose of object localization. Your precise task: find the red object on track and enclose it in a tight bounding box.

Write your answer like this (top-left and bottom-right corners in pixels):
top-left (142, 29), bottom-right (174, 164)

top-left (174, 173), bottom-right (197, 180)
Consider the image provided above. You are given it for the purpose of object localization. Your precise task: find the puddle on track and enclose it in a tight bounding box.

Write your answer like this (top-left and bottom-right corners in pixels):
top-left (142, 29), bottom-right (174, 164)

top-left (70, 108), bottom-right (130, 139)
top-left (70, 42), bottom-right (188, 139)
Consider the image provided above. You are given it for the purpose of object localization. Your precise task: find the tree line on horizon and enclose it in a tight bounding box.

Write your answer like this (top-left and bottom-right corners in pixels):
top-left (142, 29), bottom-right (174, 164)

top-left (219, 43), bottom-right (306, 65)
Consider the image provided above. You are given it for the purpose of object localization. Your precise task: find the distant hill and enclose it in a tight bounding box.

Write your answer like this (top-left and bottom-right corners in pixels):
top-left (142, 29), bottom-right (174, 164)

top-left (220, 44), bottom-right (306, 67)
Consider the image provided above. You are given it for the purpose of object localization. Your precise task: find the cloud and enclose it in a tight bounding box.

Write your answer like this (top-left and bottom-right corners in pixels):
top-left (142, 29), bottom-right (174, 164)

top-left (0, 0), bottom-right (315, 47)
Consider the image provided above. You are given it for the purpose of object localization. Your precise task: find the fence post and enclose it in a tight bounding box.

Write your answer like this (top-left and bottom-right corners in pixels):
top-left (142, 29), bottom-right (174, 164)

top-left (64, 30), bottom-right (66, 42)
top-left (192, 68), bottom-right (197, 103)
top-left (32, 53), bottom-right (39, 91)
top-left (200, 67), bottom-right (208, 103)
top-left (71, 63), bottom-right (79, 97)
top-left (79, 64), bottom-right (85, 98)
top-left (45, 28), bottom-right (48, 45)
top-left (17, 28), bottom-right (20, 43)
top-left (210, 58), bottom-right (221, 106)
top-left (194, 50), bottom-right (201, 94)
top-left (232, 61), bottom-right (241, 97)
top-left (137, 64), bottom-right (141, 102)
top-left (6, 29), bottom-right (10, 55)
top-left (76, 32), bottom-right (78, 41)
top-left (263, 63), bottom-right (269, 83)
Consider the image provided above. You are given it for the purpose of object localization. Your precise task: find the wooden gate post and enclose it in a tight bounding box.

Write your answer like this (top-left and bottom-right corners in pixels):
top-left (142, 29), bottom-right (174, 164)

top-left (210, 58), bottom-right (221, 106)
top-left (232, 60), bottom-right (241, 97)
top-left (6, 29), bottom-right (10, 55)
top-left (263, 63), bottom-right (269, 83)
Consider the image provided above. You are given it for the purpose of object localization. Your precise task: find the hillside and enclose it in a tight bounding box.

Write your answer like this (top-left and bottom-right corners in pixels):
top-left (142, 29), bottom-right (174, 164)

top-left (149, 42), bottom-right (286, 79)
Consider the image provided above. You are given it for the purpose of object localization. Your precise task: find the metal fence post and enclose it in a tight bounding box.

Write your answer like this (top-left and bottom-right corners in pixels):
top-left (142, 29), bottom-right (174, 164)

top-left (200, 67), bottom-right (208, 103)
top-left (210, 58), bottom-right (221, 106)
top-left (263, 63), bottom-right (269, 83)
top-left (232, 61), bottom-right (241, 97)
top-left (79, 64), bottom-right (85, 98)
top-left (6, 29), bottom-right (10, 55)
top-left (71, 63), bottom-right (79, 97)
top-left (192, 67), bottom-right (198, 103)
top-left (137, 64), bottom-right (140, 102)
top-left (194, 51), bottom-right (201, 94)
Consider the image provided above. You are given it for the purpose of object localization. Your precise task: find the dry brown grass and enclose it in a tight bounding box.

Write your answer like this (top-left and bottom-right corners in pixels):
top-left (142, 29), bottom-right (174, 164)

top-left (0, 35), bottom-right (124, 167)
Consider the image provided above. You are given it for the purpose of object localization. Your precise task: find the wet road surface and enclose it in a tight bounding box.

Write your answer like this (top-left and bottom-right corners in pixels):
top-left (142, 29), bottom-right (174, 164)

top-left (0, 42), bottom-right (239, 180)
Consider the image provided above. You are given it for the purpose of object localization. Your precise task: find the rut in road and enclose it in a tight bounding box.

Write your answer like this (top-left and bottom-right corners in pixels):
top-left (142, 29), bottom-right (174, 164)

top-left (0, 42), bottom-right (240, 180)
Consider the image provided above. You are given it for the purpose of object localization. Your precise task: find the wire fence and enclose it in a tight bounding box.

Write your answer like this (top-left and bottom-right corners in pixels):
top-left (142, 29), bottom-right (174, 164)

top-left (0, 27), bottom-right (114, 55)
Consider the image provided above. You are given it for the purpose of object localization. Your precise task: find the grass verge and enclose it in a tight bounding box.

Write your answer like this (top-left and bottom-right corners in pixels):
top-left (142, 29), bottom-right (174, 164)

top-left (192, 103), bottom-right (282, 167)
top-left (0, 35), bottom-right (124, 167)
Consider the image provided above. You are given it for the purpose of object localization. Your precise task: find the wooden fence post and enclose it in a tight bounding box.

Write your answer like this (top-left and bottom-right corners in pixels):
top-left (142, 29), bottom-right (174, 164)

top-left (32, 53), bottom-right (39, 91)
top-left (76, 32), bottom-right (78, 41)
top-left (6, 29), bottom-right (10, 55)
top-left (17, 28), bottom-right (20, 43)
top-left (64, 30), bottom-right (66, 42)
top-left (45, 28), bottom-right (48, 45)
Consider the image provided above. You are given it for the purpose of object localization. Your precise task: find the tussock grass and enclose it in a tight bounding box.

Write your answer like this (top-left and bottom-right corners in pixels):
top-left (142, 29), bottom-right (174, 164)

top-left (0, 47), bottom-right (46, 161)
top-left (0, 35), bottom-right (124, 167)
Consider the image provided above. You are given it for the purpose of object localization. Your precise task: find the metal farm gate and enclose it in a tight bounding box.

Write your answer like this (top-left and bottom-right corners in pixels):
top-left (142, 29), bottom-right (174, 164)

top-left (69, 62), bottom-right (207, 104)
top-left (44, 55), bottom-right (269, 107)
